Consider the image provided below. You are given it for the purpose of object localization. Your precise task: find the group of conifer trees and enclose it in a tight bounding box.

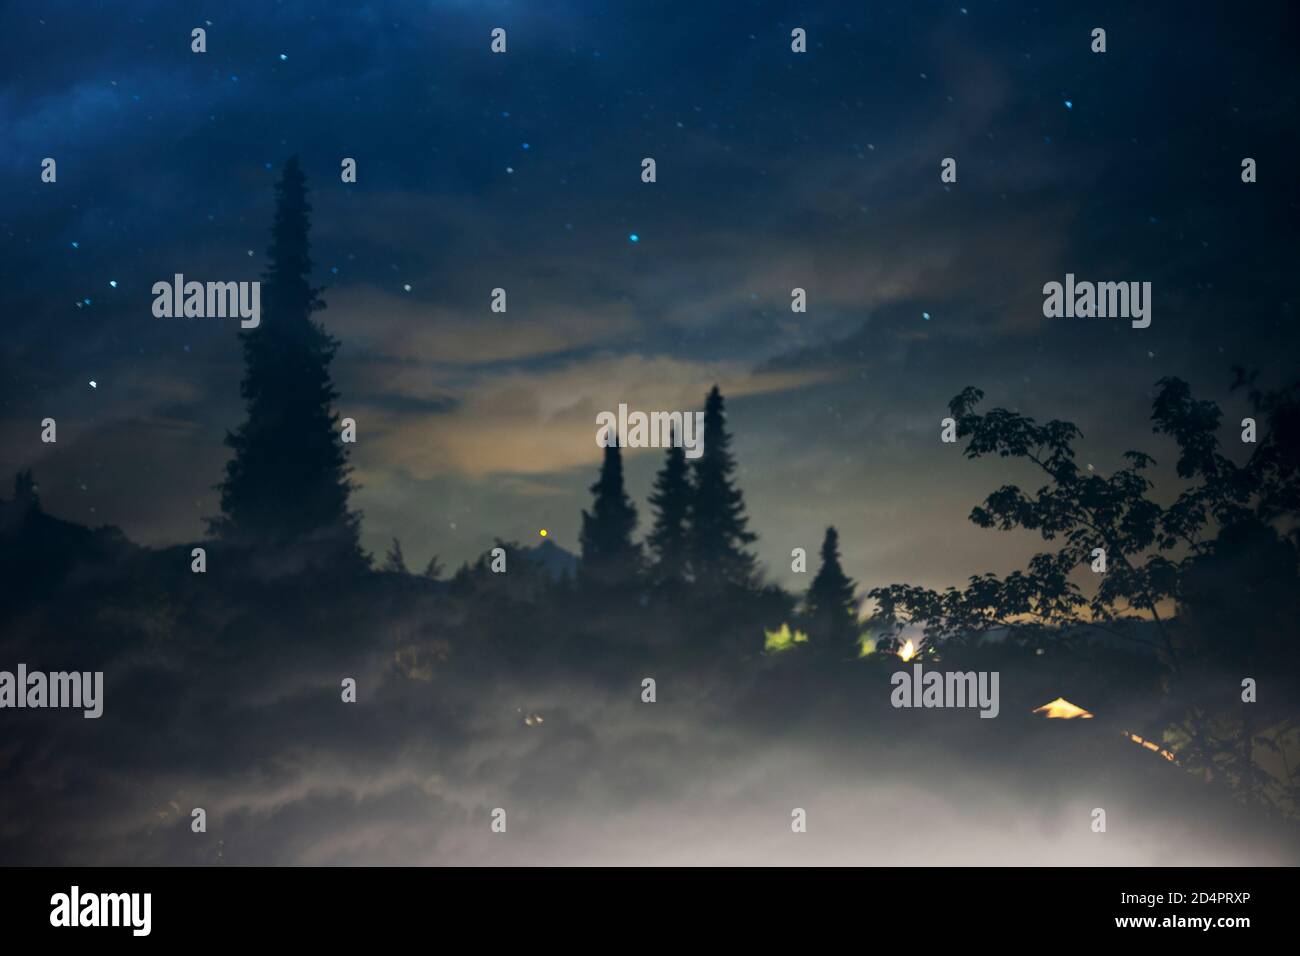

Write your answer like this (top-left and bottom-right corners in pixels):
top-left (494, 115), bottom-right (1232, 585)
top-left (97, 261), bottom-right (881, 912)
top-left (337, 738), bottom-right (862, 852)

top-left (211, 159), bottom-right (861, 651)
top-left (577, 389), bottom-right (860, 646)
top-left (580, 386), bottom-right (756, 592)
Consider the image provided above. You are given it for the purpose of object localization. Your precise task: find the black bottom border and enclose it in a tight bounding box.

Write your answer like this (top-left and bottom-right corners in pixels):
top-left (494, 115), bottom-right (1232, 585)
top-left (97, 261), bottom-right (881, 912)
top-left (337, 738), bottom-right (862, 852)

top-left (0, 866), bottom-right (1288, 941)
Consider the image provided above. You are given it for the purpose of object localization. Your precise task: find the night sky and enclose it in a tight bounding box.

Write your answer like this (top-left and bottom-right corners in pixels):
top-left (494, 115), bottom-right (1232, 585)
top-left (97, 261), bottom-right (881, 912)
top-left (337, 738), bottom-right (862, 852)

top-left (3, 0), bottom-right (1297, 593)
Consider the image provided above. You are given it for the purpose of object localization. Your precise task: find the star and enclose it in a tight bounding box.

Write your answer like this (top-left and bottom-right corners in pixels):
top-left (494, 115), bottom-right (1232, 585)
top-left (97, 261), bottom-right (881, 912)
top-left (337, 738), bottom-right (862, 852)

top-left (629, 233), bottom-right (640, 243)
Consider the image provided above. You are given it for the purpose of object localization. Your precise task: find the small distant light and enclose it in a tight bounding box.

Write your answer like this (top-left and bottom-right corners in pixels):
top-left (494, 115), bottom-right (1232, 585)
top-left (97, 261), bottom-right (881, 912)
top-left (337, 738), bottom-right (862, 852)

top-left (71, 241), bottom-right (79, 249)
top-left (539, 529), bottom-right (548, 537)
top-left (922, 311), bottom-right (931, 320)
top-left (522, 142), bottom-right (530, 150)
top-left (1064, 99), bottom-right (1073, 110)
top-left (83, 297), bottom-right (91, 305)
top-left (279, 53), bottom-right (288, 61)
top-left (629, 233), bottom-right (640, 243)
top-left (89, 380), bottom-right (97, 389)
top-left (109, 280), bottom-right (118, 289)
top-left (403, 284), bottom-right (412, 292)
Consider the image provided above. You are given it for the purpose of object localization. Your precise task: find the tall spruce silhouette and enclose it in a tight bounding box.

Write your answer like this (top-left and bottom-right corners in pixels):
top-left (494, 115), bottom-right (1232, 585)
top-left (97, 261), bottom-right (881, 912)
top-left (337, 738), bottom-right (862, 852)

top-left (646, 435), bottom-right (692, 584)
top-left (209, 157), bottom-right (361, 562)
top-left (804, 526), bottom-right (860, 655)
top-left (580, 441), bottom-right (642, 586)
top-left (690, 386), bottom-right (757, 589)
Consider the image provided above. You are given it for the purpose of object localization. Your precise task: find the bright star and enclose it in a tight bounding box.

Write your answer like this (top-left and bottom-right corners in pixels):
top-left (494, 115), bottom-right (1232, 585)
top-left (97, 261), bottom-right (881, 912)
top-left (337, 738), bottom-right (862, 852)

top-left (629, 233), bottom-right (639, 243)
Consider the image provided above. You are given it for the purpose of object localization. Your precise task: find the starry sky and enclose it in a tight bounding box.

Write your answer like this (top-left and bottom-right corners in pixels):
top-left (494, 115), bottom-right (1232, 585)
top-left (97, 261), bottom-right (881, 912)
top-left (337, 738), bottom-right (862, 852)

top-left (2, 0), bottom-right (1297, 593)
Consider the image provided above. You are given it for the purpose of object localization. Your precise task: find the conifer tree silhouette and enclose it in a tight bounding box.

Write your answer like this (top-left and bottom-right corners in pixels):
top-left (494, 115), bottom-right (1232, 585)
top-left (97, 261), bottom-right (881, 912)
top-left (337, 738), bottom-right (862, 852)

top-left (646, 436), bottom-right (692, 585)
top-left (690, 386), bottom-right (756, 589)
top-left (580, 441), bottom-right (642, 587)
top-left (804, 526), bottom-right (860, 655)
top-left (209, 157), bottom-right (361, 564)
top-left (382, 538), bottom-right (408, 574)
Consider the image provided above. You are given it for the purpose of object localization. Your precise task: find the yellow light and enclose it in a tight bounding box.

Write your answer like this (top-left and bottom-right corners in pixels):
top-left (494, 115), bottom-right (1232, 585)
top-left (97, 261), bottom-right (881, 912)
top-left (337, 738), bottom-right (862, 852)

top-left (764, 623), bottom-right (808, 653)
top-left (1032, 697), bottom-right (1094, 719)
top-left (1123, 731), bottom-right (1177, 763)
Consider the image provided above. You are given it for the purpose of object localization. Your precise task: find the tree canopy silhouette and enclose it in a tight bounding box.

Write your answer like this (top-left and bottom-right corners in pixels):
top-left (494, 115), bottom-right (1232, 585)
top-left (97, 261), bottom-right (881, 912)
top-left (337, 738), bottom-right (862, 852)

top-left (383, 538), bottom-right (409, 574)
top-left (804, 526), bottom-right (860, 656)
top-left (209, 157), bottom-right (362, 565)
top-left (580, 442), bottom-right (642, 587)
top-left (869, 375), bottom-right (1300, 813)
top-left (690, 386), bottom-right (757, 590)
top-left (646, 437), bottom-right (692, 585)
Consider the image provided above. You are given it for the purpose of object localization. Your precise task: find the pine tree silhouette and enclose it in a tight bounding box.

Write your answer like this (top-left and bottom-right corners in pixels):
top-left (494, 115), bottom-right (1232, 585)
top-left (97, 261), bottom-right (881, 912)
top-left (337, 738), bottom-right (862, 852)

top-left (580, 441), bottom-right (642, 587)
top-left (382, 538), bottom-right (408, 574)
top-left (646, 435), bottom-right (692, 585)
top-left (209, 157), bottom-right (361, 564)
top-left (804, 526), bottom-right (860, 655)
top-left (690, 386), bottom-right (756, 589)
